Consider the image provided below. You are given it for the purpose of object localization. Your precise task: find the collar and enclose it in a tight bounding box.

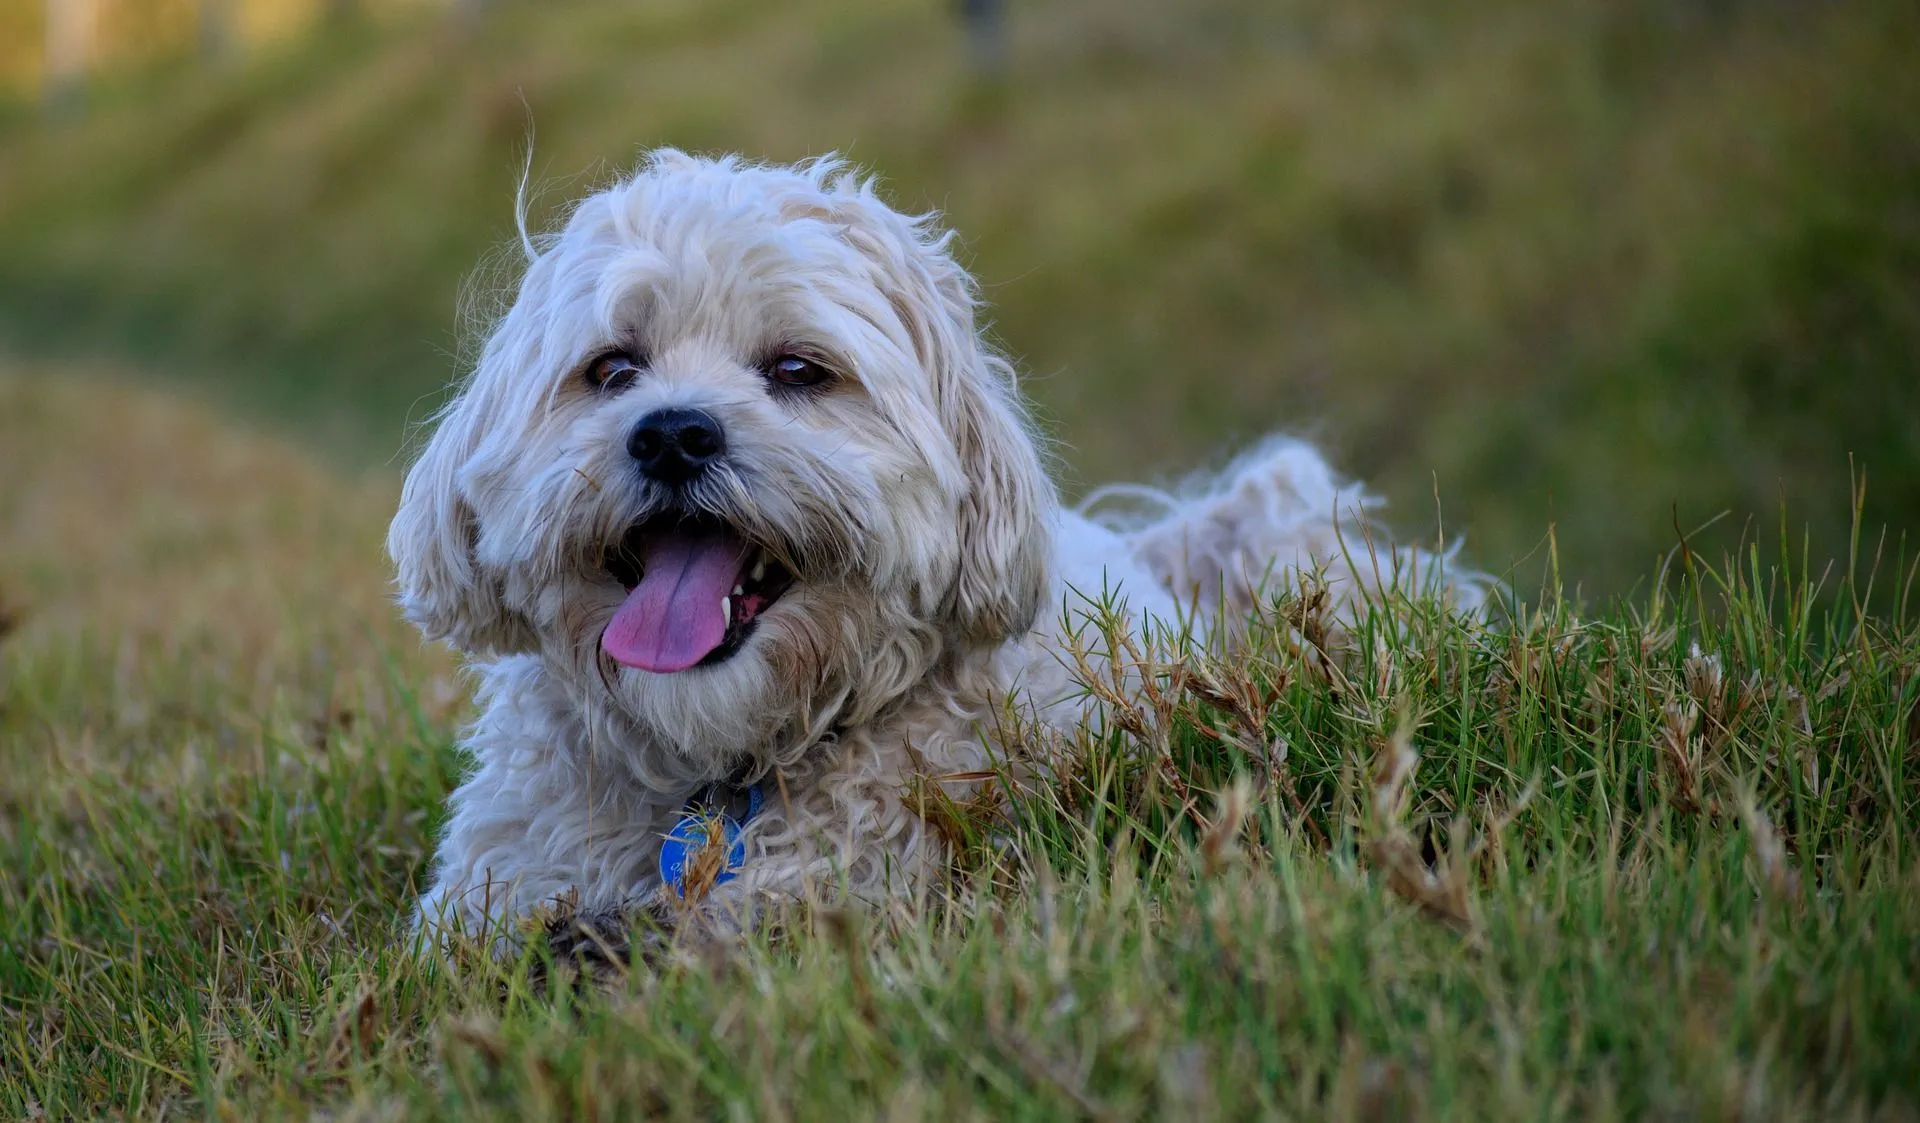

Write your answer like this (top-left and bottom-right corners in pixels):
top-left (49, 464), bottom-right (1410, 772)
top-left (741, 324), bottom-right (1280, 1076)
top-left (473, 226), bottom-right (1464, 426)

top-left (658, 776), bottom-right (766, 896)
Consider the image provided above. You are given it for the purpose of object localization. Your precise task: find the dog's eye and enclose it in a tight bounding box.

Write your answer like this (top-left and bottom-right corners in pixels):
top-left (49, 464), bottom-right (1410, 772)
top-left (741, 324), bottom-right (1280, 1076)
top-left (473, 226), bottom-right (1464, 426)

top-left (764, 354), bottom-right (833, 389)
top-left (585, 351), bottom-right (644, 392)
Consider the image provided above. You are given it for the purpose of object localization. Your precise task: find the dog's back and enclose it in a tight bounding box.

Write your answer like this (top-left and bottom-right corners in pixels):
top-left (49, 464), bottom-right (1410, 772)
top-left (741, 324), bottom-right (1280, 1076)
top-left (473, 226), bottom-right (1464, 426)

top-left (1080, 436), bottom-right (1487, 622)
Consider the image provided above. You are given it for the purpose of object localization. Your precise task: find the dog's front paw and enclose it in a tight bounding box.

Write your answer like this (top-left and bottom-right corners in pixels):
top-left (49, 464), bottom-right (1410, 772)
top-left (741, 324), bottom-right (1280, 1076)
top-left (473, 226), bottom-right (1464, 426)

top-left (535, 895), bottom-right (678, 988)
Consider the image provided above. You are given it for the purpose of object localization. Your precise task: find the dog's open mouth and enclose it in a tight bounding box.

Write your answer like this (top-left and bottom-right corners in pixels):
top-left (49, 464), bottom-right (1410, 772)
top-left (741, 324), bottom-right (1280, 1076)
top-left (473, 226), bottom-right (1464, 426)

top-left (600, 515), bottom-right (796, 673)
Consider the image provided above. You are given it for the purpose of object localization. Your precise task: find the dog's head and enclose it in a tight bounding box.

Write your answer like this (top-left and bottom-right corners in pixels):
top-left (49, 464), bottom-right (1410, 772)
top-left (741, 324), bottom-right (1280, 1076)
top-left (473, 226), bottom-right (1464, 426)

top-left (389, 151), bottom-right (1054, 777)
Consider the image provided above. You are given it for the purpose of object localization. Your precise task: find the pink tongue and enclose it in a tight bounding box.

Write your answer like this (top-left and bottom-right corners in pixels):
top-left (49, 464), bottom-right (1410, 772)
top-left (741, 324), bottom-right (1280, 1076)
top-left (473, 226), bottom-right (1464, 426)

top-left (602, 528), bottom-right (748, 673)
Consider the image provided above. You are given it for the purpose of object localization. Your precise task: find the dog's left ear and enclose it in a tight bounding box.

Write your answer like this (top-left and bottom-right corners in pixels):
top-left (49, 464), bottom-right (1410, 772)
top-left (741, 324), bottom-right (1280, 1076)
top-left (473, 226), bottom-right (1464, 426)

top-left (937, 338), bottom-right (1055, 641)
top-left (823, 177), bottom-right (1055, 641)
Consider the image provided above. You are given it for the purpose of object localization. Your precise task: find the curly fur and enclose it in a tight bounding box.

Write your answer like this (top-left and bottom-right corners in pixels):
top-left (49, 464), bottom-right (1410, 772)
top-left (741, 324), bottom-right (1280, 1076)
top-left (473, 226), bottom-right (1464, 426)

top-left (392, 149), bottom-right (1480, 952)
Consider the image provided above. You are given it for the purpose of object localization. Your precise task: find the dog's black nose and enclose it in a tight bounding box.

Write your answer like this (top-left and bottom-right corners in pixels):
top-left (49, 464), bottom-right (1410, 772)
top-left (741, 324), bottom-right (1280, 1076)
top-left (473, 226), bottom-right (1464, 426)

top-left (629, 407), bottom-right (726, 482)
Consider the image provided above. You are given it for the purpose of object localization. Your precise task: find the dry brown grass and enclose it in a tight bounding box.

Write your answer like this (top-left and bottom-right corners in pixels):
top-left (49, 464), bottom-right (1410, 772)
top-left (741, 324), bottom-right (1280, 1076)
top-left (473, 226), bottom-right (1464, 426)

top-left (0, 363), bottom-right (456, 792)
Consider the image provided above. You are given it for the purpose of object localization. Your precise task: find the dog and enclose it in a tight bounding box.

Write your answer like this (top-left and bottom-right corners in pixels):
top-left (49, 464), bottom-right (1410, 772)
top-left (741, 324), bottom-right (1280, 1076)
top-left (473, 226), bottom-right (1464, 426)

top-left (391, 149), bottom-right (1480, 960)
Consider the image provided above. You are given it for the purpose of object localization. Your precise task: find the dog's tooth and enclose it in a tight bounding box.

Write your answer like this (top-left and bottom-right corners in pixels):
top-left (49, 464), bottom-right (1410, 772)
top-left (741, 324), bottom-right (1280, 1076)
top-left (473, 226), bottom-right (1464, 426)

top-left (750, 558), bottom-right (766, 582)
top-left (732, 584), bottom-right (745, 597)
top-left (721, 596), bottom-right (732, 628)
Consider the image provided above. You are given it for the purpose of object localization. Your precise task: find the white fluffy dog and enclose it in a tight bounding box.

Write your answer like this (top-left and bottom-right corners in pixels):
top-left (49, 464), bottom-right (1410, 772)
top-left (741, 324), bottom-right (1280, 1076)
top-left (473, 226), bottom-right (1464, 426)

top-left (392, 150), bottom-right (1477, 959)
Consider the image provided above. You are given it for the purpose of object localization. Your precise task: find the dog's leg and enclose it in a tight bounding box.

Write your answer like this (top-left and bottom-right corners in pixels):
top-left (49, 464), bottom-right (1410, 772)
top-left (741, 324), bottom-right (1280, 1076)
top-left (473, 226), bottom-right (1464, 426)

top-left (417, 736), bottom-right (674, 960)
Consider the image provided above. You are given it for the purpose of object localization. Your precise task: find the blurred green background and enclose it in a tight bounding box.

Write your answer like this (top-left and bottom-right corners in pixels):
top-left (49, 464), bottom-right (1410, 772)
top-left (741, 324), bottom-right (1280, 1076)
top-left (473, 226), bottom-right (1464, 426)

top-left (1, 0), bottom-right (1916, 597)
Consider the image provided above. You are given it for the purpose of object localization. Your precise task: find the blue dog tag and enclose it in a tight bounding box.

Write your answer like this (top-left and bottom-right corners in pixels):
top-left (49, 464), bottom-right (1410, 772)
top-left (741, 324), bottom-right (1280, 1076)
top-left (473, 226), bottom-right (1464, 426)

top-left (659, 781), bottom-right (764, 894)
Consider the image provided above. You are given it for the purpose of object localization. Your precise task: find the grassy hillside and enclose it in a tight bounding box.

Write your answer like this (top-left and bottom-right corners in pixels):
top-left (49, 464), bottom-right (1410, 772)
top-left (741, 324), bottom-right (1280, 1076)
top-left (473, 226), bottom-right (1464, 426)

top-left (2, 361), bottom-right (1916, 1118)
top-left (0, 0), bottom-right (1917, 590)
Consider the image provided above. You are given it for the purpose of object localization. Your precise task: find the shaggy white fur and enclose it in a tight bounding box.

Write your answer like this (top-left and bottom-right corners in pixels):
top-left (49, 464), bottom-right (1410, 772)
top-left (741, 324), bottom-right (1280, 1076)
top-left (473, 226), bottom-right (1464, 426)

top-left (391, 150), bottom-right (1480, 955)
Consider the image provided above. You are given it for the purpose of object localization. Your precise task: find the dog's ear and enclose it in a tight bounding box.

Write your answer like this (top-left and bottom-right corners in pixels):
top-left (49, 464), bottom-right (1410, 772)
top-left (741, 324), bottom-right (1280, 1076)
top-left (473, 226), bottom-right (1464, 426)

top-left (819, 172), bottom-right (1055, 642)
top-left (388, 390), bottom-right (535, 655)
top-left (938, 341), bottom-right (1055, 641)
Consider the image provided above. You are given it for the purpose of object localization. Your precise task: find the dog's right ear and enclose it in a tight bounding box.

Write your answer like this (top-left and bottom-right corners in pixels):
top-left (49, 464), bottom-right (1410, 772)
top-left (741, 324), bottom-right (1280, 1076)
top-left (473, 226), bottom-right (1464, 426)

top-left (388, 394), bottom-right (533, 655)
top-left (803, 162), bottom-right (1058, 643)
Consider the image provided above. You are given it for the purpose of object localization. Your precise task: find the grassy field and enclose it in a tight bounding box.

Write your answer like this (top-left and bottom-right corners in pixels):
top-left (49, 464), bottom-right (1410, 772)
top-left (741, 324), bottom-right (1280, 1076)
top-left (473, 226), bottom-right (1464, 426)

top-left (2, 364), bottom-right (1917, 1119)
top-left (3, 0), bottom-right (1919, 1115)
top-left (1, 0), bottom-right (1917, 593)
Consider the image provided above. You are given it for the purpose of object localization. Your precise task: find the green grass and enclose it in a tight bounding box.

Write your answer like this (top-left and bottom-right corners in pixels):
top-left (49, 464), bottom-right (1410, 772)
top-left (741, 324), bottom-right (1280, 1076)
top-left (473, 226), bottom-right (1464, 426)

top-left (1, 0), bottom-right (1918, 593)
top-left (2, 371), bottom-right (1917, 1119)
